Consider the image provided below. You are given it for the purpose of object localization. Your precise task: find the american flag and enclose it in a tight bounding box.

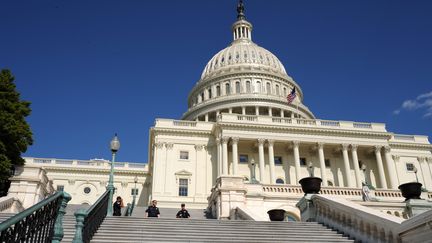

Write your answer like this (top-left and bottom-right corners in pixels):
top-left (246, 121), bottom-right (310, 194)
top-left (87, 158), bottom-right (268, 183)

top-left (287, 87), bottom-right (296, 104)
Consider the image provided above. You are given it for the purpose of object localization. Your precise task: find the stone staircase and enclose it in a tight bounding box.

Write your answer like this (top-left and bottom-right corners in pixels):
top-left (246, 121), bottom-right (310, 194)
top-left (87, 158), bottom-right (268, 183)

top-left (1, 208), bottom-right (355, 242)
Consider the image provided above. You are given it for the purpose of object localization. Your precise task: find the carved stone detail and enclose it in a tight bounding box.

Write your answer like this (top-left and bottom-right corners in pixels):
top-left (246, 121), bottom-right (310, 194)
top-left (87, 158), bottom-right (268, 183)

top-left (384, 146), bottom-right (391, 153)
top-left (374, 145), bottom-right (382, 153)
top-left (392, 155), bottom-right (400, 161)
top-left (257, 138), bottom-right (266, 146)
top-left (165, 143), bottom-right (174, 150)
top-left (417, 156), bottom-right (426, 163)
top-left (317, 142), bottom-right (324, 150)
top-left (341, 144), bottom-right (349, 150)
top-left (154, 142), bottom-right (164, 149)
top-left (267, 139), bottom-right (274, 146)
top-left (350, 144), bottom-right (358, 151)
top-left (195, 144), bottom-right (204, 151)
top-left (231, 137), bottom-right (239, 144)
top-left (221, 137), bottom-right (229, 144)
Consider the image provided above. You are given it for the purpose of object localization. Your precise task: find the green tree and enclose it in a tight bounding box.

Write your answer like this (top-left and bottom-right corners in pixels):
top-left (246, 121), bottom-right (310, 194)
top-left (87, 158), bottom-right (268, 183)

top-left (0, 69), bottom-right (33, 195)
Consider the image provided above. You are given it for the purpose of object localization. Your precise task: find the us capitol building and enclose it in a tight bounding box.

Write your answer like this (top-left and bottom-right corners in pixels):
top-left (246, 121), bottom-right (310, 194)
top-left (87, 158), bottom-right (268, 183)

top-left (5, 1), bottom-right (432, 224)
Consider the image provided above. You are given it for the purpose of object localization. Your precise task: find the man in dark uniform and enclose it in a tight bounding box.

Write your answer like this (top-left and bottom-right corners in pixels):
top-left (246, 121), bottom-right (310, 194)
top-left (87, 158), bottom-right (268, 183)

top-left (176, 203), bottom-right (191, 218)
top-left (145, 200), bottom-right (160, 217)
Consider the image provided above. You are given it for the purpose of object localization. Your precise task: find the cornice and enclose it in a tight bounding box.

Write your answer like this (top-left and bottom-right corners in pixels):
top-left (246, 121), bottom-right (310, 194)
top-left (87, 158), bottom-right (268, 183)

top-left (217, 122), bottom-right (391, 140)
top-left (153, 127), bottom-right (212, 137)
top-left (389, 142), bottom-right (432, 151)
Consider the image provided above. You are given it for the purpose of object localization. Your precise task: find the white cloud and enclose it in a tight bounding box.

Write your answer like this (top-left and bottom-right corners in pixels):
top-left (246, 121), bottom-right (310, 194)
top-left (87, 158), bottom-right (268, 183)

top-left (394, 91), bottom-right (432, 118)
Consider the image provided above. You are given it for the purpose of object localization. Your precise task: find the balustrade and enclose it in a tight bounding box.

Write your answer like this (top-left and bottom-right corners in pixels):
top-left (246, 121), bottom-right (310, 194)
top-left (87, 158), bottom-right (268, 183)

top-left (0, 191), bottom-right (71, 243)
top-left (73, 190), bottom-right (110, 243)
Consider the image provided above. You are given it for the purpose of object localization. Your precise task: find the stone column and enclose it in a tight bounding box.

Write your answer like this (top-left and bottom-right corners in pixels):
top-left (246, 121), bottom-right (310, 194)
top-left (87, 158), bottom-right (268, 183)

top-left (351, 145), bottom-right (362, 188)
top-left (293, 141), bottom-right (301, 185)
top-left (229, 108), bottom-right (232, 114)
top-left (268, 139), bottom-right (276, 184)
top-left (258, 138), bottom-right (265, 182)
top-left (341, 144), bottom-right (354, 187)
top-left (269, 108), bottom-right (273, 116)
top-left (418, 157), bottom-right (432, 190)
top-left (255, 106), bottom-right (259, 116)
top-left (242, 106), bottom-right (246, 115)
top-left (374, 146), bottom-right (388, 189)
top-left (216, 138), bottom-right (221, 177)
top-left (205, 114), bottom-right (209, 122)
top-left (222, 137), bottom-right (229, 175)
top-left (232, 137), bottom-right (239, 175)
top-left (383, 146), bottom-right (398, 189)
top-left (317, 143), bottom-right (328, 186)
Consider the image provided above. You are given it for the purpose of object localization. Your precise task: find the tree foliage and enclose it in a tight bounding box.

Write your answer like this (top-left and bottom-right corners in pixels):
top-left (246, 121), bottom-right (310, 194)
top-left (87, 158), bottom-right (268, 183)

top-left (0, 69), bottom-right (33, 188)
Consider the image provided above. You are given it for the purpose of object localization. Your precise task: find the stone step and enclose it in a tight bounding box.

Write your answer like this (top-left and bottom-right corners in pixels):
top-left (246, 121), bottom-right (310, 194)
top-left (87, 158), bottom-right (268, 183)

top-left (91, 234), bottom-right (353, 242)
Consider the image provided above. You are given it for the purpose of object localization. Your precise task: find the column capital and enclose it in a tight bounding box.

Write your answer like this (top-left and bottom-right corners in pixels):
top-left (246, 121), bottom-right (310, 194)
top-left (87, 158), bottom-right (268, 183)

top-left (221, 137), bottom-right (229, 144)
top-left (392, 155), bottom-right (400, 161)
top-left (317, 142), bottom-right (324, 150)
top-left (194, 144), bottom-right (204, 151)
top-left (267, 139), bottom-right (275, 146)
top-left (417, 156), bottom-right (426, 163)
top-left (341, 143), bottom-right (349, 150)
top-left (350, 144), bottom-right (358, 151)
top-left (384, 146), bottom-right (391, 153)
top-left (165, 143), bottom-right (174, 150)
top-left (374, 145), bottom-right (382, 153)
top-left (215, 138), bottom-right (221, 145)
top-left (231, 137), bottom-right (239, 144)
top-left (292, 140), bottom-right (300, 148)
top-left (154, 142), bottom-right (164, 149)
top-left (257, 138), bottom-right (266, 146)
top-left (427, 157), bottom-right (432, 163)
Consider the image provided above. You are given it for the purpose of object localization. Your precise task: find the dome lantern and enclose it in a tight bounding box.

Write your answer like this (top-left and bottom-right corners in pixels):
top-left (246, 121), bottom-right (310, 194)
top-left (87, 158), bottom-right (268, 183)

top-left (232, 0), bottom-right (252, 42)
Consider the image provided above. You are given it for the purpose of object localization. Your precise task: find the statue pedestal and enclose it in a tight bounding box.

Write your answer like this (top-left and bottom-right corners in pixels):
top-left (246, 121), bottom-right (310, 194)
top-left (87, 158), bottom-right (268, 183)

top-left (405, 199), bottom-right (432, 217)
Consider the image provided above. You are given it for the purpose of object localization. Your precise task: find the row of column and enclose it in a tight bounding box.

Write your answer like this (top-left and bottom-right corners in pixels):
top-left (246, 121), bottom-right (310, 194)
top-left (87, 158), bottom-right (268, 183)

top-left (215, 138), bottom-right (404, 189)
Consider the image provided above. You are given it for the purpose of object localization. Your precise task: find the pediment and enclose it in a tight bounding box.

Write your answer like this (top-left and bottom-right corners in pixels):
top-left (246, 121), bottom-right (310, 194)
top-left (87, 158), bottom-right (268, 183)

top-left (175, 170), bottom-right (192, 176)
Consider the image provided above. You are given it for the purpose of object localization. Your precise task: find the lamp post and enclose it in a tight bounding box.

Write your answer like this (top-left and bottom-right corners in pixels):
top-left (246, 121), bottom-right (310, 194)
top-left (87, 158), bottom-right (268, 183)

top-left (250, 158), bottom-right (259, 184)
top-left (307, 162), bottom-right (314, 177)
top-left (361, 164), bottom-right (367, 185)
top-left (413, 166), bottom-right (419, 183)
top-left (133, 176), bottom-right (138, 202)
top-left (107, 134), bottom-right (120, 216)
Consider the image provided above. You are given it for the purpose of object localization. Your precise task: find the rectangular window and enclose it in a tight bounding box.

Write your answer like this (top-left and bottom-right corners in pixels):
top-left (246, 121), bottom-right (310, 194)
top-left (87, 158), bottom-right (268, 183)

top-left (239, 154), bottom-right (248, 163)
top-left (406, 163), bottom-right (414, 171)
top-left (179, 179), bottom-right (188, 196)
top-left (179, 151), bottom-right (189, 160)
top-left (300, 157), bottom-right (307, 166)
top-left (131, 188), bottom-right (139, 196)
top-left (274, 156), bottom-right (283, 165)
top-left (325, 159), bottom-right (330, 167)
top-left (57, 185), bottom-right (64, 191)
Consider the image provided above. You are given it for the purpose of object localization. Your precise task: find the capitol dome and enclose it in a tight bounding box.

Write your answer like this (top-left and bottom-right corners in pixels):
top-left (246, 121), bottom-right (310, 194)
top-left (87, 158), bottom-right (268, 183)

top-left (182, 1), bottom-right (315, 122)
top-left (200, 39), bottom-right (288, 80)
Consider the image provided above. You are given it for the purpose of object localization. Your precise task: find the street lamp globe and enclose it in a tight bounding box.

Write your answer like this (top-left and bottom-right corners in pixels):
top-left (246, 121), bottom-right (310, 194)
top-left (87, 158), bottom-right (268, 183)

top-left (110, 134), bottom-right (120, 153)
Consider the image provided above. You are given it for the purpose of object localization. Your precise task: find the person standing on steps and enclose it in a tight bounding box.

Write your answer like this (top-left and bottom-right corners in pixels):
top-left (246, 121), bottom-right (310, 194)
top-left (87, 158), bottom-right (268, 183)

top-left (113, 196), bottom-right (124, 216)
top-left (146, 199), bottom-right (160, 217)
top-left (176, 203), bottom-right (191, 218)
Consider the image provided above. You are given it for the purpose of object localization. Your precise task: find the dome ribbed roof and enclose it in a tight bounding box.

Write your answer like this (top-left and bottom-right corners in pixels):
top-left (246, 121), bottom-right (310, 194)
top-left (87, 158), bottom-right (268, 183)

top-left (200, 41), bottom-right (288, 80)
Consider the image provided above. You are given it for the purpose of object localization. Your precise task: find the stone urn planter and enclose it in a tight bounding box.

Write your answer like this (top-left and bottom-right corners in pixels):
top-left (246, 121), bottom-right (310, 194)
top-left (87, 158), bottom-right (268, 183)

top-left (267, 209), bottom-right (286, 221)
top-left (398, 182), bottom-right (422, 201)
top-left (299, 177), bottom-right (322, 195)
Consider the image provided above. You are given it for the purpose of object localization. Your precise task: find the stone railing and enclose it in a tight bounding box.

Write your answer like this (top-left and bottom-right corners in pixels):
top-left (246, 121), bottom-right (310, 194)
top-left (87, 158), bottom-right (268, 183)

top-left (301, 194), bottom-right (404, 242)
top-left (0, 196), bottom-right (24, 213)
top-left (261, 184), bottom-right (405, 200)
top-left (26, 157), bottom-right (147, 170)
top-left (218, 113), bottom-right (387, 132)
top-left (155, 118), bottom-right (214, 130)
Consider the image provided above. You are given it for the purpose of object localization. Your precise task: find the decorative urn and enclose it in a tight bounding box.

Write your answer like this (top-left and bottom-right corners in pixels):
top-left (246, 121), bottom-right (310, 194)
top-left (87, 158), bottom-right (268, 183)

top-left (267, 209), bottom-right (286, 221)
top-left (299, 177), bottom-right (322, 195)
top-left (398, 182), bottom-right (422, 201)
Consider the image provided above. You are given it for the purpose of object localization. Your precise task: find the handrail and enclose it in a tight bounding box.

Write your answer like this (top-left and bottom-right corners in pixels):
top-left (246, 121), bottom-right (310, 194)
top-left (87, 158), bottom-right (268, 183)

top-left (72, 189), bottom-right (110, 243)
top-left (0, 191), bottom-right (71, 243)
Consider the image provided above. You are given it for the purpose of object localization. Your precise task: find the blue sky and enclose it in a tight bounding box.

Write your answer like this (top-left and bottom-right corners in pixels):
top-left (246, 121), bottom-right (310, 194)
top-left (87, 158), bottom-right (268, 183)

top-left (1, 0), bottom-right (431, 163)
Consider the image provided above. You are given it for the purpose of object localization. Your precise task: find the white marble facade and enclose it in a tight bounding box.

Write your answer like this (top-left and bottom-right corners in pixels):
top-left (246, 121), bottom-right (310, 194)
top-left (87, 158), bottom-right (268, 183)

top-left (8, 2), bottom-right (432, 216)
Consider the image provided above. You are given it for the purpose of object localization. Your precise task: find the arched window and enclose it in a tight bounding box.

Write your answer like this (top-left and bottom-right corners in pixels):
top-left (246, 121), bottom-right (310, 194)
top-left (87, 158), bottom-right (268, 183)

top-left (286, 214), bottom-right (297, 221)
top-left (208, 88), bottom-right (212, 99)
top-left (225, 83), bottom-right (230, 95)
top-left (283, 87), bottom-right (287, 96)
top-left (235, 82), bottom-right (240, 93)
top-left (276, 85), bottom-right (280, 96)
top-left (201, 92), bottom-right (204, 102)
top-left (255, 81), bottom-right (261, 93)
top-left (216, 86), bottom-right (221, 96)
top-left (246, 81), bottom-right (251, 93)
top-left (266, 82), bottom-right (271, 94)
top-left (276, 178), bottom-right (284, 184)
